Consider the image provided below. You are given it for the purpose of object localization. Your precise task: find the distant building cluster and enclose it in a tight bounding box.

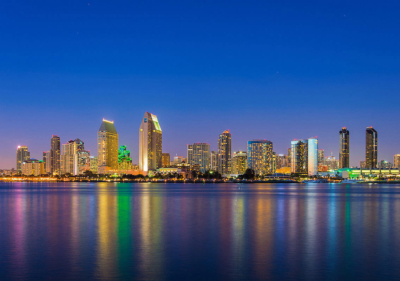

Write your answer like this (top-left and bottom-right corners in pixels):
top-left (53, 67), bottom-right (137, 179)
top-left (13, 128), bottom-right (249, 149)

top-left (11, 113), bottom-right (398, 178)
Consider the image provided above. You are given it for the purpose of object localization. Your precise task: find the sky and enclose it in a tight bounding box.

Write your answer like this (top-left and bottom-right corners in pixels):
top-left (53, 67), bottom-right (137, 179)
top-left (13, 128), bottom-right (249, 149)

top-left (1, 0), bottom-right (400, 168)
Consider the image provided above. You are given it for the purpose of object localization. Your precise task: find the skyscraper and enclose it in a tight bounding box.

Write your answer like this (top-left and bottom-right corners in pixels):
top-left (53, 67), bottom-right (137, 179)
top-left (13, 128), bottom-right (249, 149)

top-left (61, 139), bottom-right (84, 175)
top-left (16, 146), bottom-right (30, 172)
top-left (366, 127), bottom-right (378, 169)
top-left (98, 119), bottom-right (119, 174)
top-left (50, 135), bottom-right (61, 175)
top-left (232, 151), bottom-right (247, 175)
top-left (339, 127), bottom-right (350, 168)
top-left (291, 138), bottom-right (318, 176)
top-left (187, 143), bottom-right (210, 172)
top-left (247, 140), bottom-right (273, 176)
top-left (139, 112), bottom-right (162, 172)
top-left (210, 151), bottom-right (218, 171)
top-left (218, 130), bottom-right (232, 175)
top-left (43, 151), bottom-right (51, 174)
top-left (317, 149), bottom-right (324, 166)
top-left (394, 154), bottom-right (400, 168)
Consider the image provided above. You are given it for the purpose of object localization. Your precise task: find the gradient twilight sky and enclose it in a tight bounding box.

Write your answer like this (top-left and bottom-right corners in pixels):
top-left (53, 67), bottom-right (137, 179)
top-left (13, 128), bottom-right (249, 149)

top-left (1, 1), bottom-right (400, 168)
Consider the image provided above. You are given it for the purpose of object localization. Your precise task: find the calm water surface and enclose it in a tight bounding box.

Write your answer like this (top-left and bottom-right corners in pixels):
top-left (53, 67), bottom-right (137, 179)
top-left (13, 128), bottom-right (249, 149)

top-left (1, 182), bottom-right (400, 280)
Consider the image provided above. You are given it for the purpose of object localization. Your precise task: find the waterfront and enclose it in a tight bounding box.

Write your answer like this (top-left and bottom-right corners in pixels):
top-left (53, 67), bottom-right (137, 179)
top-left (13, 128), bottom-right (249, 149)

top-left (1, 182), bottom-right (400, 280)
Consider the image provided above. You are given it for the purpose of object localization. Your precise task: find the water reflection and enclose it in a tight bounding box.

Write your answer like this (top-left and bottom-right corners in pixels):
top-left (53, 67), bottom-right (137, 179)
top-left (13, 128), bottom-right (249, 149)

top-left (2, 182), bottom-right (400, 280)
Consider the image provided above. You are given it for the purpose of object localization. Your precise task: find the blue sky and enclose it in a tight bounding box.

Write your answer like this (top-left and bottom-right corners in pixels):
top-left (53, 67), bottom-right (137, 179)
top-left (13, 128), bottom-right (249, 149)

top-left (1, 0), bottom-right (399, 168)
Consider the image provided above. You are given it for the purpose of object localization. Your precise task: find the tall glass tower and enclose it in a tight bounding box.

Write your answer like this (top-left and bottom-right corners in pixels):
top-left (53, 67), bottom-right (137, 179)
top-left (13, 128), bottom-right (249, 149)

top-left (139, 112), bottom-right (162, 172)
top-left (16, 146), bottom-right (30, 172)
top-left (50, 135), bottom-right (61, 175)
top-left (97, 119), bottom-right (119, 173)
top-left (218, 130), bottom-right (232, 175)
top-left (339, 127), bottom-right (350, 168)
top-left (366, 127), bottom-right (378, 169)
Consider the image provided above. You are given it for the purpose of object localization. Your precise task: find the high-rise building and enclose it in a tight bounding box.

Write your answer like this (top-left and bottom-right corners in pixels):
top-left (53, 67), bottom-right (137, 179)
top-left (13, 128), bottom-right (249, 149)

top-left (210, 151), bottom-right (218, 171)
top-left (287, 148), bottom-right (291, 168)
top-left (21, 159), bottom-right (44, 176)
top-left (276, 154), bottom-right (288, 169)
top-left (247, 140), bottom-right (274, 176)
top-left (317, 149), bottom-right (324, 166)
top-left (162, 153), bottom-right (170, 168)
top-left (77, 150), bottom-right (91, 174)
top-left (366, 127), bottom-right (378, 169)
top-left (98, 119), bottom-right (119, 174)
top-left (339, 127), bottom-right (350, 168)
top-left (218, 130), bottom-right (232, 175)
top-left (90, 156), bottom-right (98, 174)
top-left (232, 151), bottom-right (247, 175)
top-left (50, 135), bottom-right (61, 175)
top-left (61, 139), bottom-right (85, 175)
top-left (394, 154), bottom-right (400, 168)
top-left (291, 138), bottom-right (318, 176)
top-left (187, 143), bottom-right (210, 172)
top-left (139, 112), bottom-right (162, 172)
top-left (43, 151), bottom-right (51, 174)
top-left (118, 145), bottom-right (133, 171)
top-left (16, 146), bottom-right (30, 172)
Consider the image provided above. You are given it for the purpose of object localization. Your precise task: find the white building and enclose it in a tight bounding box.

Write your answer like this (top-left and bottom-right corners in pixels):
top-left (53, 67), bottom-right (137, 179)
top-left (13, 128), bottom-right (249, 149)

top-left (139, 112), bottom-right (162, 172)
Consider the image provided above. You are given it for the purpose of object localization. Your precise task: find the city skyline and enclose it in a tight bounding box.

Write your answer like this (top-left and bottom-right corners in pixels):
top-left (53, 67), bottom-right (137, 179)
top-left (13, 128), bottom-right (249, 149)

top-left (3, 118), bottom-right (400, 170)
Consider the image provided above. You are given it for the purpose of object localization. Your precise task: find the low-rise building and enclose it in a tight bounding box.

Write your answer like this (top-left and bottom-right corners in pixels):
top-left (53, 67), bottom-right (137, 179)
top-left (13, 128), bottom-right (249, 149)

top-left (21, 159), bottom-right (45, 176)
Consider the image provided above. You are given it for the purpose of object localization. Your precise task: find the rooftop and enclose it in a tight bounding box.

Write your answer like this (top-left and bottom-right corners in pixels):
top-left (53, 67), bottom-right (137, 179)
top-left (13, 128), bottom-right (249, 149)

top-left (99, 119), bottom-right (118, 134)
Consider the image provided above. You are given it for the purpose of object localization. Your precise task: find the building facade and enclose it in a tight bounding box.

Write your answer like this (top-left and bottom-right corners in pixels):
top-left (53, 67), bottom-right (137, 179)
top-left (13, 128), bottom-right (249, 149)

top-left (210, 151), bottom-right (217, 171)
top-left (247, 140), bottom-right (274, 176)
top-left (366, 127), bottom-right (378, 169)
top-left (339, 127), bottom-right (350, 168)
top-left (77, 150), bottom-right (91, 174)
top-left (139, 112), bottom-right (162, 172)
top-left (98, 119), bottom-right (119, 174)
top-left (16, 146), bottom-right (30, 173)
top-left (218, 130), bottom-right (232, 175)
top-left (21, 159), bottom-right (44, 176)
top-left (118, 145), bottom-right (133, 171)
top-left (61, 139), bottom-right (85, 175)
top-left (325, 155), bottom-right (339, 170)
top-left (291, 138), bottom-right (318, 176)
top-left (187, 143), bottom-right (210, 172)
top-left (378, 160), bottom-right (392, 169)
top-left (232, 151), bottom-right (247, 175)
top-left (43, 151), bottom-right (51, 174)
top-left (317, 149), bottom-right (324, 166)
top-left (50, 135), bottom-right (61, 175)
top-left (90, 156), bottom-right (98, 173)
top-left (394, 154), bottom-right (400, 168)
top-left (162, 153), bottom-right (170, 168)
